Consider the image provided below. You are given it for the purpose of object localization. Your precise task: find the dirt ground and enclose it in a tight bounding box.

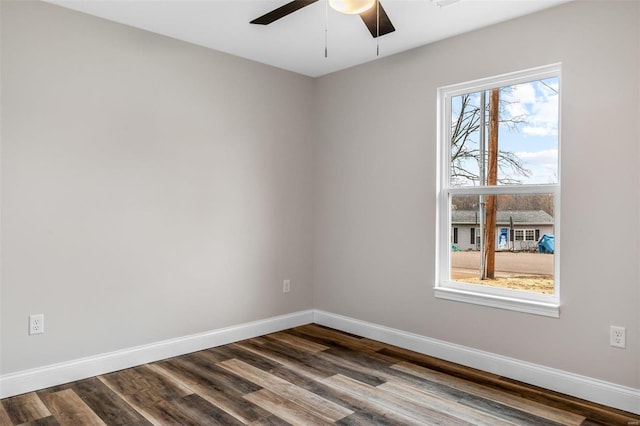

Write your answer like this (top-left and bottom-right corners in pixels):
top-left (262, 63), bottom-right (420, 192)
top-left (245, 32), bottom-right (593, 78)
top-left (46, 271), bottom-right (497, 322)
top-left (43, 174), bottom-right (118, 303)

top-left (459, 276), bottom-right (554, 294)
top-left (451, 251), bottom-right (554, 294)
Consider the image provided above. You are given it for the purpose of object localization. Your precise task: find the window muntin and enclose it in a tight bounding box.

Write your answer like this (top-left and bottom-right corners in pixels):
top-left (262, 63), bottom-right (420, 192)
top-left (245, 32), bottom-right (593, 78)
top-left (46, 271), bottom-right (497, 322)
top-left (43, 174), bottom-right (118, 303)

top-left (515, 229), bottom-right (537, 241)
top-left (437, 65), bottom-right (560, 317)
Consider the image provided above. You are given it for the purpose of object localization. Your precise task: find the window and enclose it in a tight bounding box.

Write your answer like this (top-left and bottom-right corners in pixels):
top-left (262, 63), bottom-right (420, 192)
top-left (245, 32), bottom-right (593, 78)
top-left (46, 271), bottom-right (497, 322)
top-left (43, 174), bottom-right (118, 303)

top-left (452, 227), bottom-right (458, 244)
top-left (515, 229), bottom-right (537, 241)
top-left (436, 64), bottom-right (560, 317)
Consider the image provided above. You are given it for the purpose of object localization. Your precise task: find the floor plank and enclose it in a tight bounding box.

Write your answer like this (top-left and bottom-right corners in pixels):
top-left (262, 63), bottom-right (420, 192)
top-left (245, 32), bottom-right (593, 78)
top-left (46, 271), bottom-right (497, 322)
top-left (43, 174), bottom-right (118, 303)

top-left (245, 338), bottom-right (386, 386)
top-left (166, 393), bottom-right (245, 426)
top-left (65, 377), bottom-right (151, 426)
top-left (377, 380), bottom-right (515, 426)
top-left (247, 414), bottom-right (292, 426)
top-left (323, 374), bottom-right (472, 425)
top-left (218, 358), bottom-right (353, 422)
top-left (235, 339), bottom-right (334, 381)
top-left (153, 360), bottom-right (271, 424)
top-left (40, 389), bottom-right (107, 426)
top-left (2, 392), bottom-right (51, 424)
top-left (265, 331), bottom-right (330, 353)
top-left (391, 361), bottom-right (585, 425)
top-left (0, 401), bottom-right (13, 425)
top-left (244, 389), bottom-right (334, 426)
top-left (268, 363), bottom-right (435, 426)
top-left (16, 416), bottom-right (61, 426)
top-left (288, 325), bottom-right (385, 353)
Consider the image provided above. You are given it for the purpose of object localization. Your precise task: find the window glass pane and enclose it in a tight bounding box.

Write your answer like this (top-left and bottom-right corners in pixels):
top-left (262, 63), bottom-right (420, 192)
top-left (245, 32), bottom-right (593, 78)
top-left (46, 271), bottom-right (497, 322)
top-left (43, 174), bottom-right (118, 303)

top-left (450, 77), bottom-right (559, 187)
top-left (450, 193), bottom-right (555, 294)
top-left (450, 92), bottom-right (482, 186)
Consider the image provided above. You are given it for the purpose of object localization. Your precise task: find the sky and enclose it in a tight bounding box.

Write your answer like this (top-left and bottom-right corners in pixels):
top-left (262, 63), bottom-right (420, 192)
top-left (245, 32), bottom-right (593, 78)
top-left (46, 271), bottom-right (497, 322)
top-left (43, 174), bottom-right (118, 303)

top-left (451, 77), bottom-right (559, 186)
top-left (501, 78), bottom-right (559, 184)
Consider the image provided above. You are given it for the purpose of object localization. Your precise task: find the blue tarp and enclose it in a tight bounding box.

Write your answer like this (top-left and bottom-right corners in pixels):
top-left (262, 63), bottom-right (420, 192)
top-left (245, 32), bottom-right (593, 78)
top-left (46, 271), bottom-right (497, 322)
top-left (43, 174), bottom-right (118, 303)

top-left (538, 234), bottom-right (554, 254)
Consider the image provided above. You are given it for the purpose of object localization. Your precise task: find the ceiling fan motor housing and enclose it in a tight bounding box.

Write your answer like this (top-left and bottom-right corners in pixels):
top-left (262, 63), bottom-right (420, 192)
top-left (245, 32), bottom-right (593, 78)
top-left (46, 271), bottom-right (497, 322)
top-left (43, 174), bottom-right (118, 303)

top-left (329, 0), bottom-right (376, 15)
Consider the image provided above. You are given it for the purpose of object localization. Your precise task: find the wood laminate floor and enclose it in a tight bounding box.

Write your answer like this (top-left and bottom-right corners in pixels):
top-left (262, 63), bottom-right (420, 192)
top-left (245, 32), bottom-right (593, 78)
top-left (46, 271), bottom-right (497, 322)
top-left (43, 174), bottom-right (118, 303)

top-left (1, 324), bottom-right (639, 425)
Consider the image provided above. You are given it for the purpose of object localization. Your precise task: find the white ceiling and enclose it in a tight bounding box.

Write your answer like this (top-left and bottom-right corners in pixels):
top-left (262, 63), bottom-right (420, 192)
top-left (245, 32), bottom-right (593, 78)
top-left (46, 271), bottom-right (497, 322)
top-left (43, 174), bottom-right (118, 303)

top-left (45, 0), bottom-right (571, 77)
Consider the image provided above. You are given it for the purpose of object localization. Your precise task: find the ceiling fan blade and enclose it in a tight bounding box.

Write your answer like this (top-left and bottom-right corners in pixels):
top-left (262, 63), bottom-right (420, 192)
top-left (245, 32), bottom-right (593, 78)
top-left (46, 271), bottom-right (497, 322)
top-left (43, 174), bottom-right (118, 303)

top-left (359, 0), bottom-right (395, 38)
top-left (250, 0), bottom-right (319, 25)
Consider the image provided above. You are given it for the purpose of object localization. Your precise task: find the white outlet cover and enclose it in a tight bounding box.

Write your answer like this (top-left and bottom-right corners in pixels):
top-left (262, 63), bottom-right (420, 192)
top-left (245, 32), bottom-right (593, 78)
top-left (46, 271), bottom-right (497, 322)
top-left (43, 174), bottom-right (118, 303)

top-left (29, 314), bottom-right (44, 335)
top-left (610, 326), bottom-right (625, 349)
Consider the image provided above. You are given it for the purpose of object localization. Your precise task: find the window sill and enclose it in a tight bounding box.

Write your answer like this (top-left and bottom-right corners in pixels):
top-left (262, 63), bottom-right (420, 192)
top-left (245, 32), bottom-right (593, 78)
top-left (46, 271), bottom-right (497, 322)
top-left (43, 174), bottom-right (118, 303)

top-left (434, 286), bottom-right (560, 318)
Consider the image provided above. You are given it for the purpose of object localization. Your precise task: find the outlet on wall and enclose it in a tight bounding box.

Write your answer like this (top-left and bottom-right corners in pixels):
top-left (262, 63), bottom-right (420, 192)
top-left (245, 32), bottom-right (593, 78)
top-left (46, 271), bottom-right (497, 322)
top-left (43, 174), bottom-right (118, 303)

top-left (283, 279), bottom-right (290, 293)
top-left (29, 314), bottom-right (44, 335)
top-left (610, 326), bottom-right (625, 348)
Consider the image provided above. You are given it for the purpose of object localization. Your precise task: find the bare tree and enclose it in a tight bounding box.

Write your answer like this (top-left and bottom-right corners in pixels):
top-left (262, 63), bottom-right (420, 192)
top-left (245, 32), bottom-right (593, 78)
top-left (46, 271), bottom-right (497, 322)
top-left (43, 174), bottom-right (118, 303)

top-left (452, 194), bottom-right (554, 216)
top-left (450, 91), bottom-right (530, 186)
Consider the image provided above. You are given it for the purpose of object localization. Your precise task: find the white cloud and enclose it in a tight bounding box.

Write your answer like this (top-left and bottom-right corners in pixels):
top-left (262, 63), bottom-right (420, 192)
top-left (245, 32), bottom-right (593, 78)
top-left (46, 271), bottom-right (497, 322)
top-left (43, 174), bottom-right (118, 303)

top-left (511, 83), bottom-right (537, 104)
top-left (522, 124), bottom-right (558, 136)
top-left (516, 149), bottom-right (558, 184)
top-left (502, 80), bottom-right (559, 137)
top-left (516, 149), bottom-right (558, 162)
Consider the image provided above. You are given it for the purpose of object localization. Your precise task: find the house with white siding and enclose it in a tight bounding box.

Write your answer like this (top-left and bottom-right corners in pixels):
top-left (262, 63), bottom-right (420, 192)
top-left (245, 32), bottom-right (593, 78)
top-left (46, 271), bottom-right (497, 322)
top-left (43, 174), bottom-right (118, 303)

top-left (451, 210), bottom-right (554, 252)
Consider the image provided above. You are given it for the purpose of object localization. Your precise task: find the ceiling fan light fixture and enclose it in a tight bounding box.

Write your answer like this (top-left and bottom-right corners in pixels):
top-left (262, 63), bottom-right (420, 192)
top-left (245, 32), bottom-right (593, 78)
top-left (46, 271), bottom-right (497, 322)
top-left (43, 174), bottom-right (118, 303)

top-left (329, 0), bottom-right (376, 15)
top-left (431, 0), bottom-right (460, 7)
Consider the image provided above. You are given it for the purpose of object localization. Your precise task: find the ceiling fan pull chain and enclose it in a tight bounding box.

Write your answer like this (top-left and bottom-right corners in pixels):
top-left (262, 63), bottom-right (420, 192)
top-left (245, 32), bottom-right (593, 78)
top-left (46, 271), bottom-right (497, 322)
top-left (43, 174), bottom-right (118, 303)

top-left (376, 0), bottom-right (380, 56)
top-left (325, 0), bottom-right (329, 58)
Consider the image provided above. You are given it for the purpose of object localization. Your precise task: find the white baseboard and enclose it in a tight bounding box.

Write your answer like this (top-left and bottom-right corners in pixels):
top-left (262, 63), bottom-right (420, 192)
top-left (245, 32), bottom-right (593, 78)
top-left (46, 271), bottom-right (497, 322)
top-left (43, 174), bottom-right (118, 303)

top-left (313, 310), bottom-right (640, 415)
top-left (2, 309), bottom-right (638, 416)
top-left (0, 310), bottom-right (314, 399)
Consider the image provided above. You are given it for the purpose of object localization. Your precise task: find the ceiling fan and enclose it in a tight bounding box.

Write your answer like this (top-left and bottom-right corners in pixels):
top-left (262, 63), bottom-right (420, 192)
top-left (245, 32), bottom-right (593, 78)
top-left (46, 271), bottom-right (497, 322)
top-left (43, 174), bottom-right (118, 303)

top-left (250, 0), bottom-right (396, 38)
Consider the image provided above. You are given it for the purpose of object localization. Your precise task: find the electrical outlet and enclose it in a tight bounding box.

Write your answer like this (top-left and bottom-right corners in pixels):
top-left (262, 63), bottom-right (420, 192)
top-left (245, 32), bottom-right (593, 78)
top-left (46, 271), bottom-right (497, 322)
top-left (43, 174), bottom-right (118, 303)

top-left (610, 326), bottom-right (625, 348)
top-left (29, 314), bottom-right (44, 335)
top-left (283, 279), bottom-right (290, 293)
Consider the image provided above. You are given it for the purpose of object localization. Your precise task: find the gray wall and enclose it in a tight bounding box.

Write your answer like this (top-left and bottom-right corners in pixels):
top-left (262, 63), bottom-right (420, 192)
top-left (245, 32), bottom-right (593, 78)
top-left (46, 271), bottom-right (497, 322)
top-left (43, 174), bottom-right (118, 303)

top-left (313, 0), bottom-right (640, 388)
top-left (1, 1), bottom-right (315, 373)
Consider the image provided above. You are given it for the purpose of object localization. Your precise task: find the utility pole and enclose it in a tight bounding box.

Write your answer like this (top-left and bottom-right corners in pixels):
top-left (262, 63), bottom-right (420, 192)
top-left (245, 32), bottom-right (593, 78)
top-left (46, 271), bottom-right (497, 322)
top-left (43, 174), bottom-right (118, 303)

top-left (482, 88), bottom-right (499, 279)
top-left (478, 92), bottom-right (485, 278)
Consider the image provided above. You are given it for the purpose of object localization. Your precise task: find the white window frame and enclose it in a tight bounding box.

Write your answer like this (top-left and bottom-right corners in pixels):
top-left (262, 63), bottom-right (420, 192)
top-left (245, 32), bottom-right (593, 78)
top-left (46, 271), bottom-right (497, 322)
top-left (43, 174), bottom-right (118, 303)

top-left (515, 229), bottom-right (536, 242)
top-left (525, 229), bottom-right (536, 241)
top-left (435, 64), bottom-right (561, 318)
